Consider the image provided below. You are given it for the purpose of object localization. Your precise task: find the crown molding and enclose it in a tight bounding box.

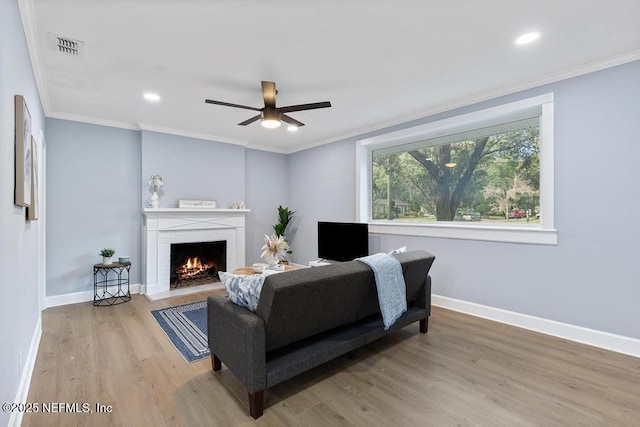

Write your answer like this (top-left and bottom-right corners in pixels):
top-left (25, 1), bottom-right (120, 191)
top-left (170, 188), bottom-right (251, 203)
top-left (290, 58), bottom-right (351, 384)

top-left (287, 50), bottom-right (640, 154)
top-left (244, 143), bottom-right (290, 154)
top-left (47, 111), bottom-right (140, 131)
top-left (17, 0), bottom-right (51, 114)
top-left (137, 123), bottom-right (249, 147)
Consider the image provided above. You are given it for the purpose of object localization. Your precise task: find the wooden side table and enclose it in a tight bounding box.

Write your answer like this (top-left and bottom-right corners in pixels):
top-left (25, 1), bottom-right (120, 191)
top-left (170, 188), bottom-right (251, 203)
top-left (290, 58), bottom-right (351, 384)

top-left (93, 262), bottom-right (131, 306)
top-left (233, 264), bottom-right (297, 275)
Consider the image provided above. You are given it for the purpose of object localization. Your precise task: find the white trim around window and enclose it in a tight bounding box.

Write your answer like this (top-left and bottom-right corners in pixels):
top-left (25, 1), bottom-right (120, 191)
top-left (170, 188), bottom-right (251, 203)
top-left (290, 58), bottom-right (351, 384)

top-left (356, 93), bottom-right (557, 245)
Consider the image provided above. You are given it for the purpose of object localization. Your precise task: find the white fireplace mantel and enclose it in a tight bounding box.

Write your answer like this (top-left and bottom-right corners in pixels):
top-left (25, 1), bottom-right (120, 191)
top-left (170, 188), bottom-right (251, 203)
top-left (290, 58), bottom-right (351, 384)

top-left (142, 208), bottom-right (249, 296)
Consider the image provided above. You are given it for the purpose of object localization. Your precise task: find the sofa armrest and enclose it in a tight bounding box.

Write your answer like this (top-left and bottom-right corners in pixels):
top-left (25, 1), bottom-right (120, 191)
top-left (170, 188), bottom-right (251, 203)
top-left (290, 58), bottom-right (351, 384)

top-left (207, 295), bottom-right (267, 393)
top-left (417, 275), bottom-right (432, 315)
top-left (416, 275), bottom-right (432, 333)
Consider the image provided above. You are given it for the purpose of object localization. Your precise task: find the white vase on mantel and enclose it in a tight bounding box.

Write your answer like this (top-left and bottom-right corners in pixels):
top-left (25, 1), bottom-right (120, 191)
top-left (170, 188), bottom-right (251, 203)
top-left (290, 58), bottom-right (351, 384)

top-left (150, 191), bottom-right (159, 208)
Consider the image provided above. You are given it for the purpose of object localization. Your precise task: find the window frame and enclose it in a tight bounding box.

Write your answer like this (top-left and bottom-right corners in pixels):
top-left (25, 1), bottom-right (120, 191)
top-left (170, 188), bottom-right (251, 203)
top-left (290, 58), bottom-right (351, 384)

top-left (356, 93), bottom-right (557, 245)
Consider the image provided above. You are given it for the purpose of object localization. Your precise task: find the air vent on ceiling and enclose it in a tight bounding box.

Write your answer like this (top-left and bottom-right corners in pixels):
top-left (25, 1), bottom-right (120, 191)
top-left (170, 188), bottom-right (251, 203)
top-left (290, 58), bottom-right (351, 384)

top-left (48, 33), bottom-right (84, 57)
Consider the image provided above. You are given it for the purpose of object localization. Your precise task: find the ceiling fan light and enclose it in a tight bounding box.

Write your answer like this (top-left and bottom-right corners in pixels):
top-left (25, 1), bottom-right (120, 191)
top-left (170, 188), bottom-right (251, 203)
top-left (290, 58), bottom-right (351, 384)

top-left (261, 118), bottom-right (281, 128)
top-left (261, 110), bottom-right (281, 128)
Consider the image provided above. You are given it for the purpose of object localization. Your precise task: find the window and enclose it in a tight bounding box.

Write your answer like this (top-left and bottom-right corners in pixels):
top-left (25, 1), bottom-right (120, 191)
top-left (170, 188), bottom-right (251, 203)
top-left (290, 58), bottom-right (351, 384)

top-left (356, 94), bottom-right (556, 245)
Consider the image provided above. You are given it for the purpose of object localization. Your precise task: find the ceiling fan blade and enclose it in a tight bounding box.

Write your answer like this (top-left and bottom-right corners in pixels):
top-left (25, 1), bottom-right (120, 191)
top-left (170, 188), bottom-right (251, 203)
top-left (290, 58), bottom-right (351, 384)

top-left (205, 99), bottom-right (262, 112)
top-left (238, 114), bottom-right (262, 126)
top-left (278, 101), bottom-right (331, 113)
top-left (281, 114), bottom-right (305, 128)
top-left (261, 81), bottom-right (277, 109)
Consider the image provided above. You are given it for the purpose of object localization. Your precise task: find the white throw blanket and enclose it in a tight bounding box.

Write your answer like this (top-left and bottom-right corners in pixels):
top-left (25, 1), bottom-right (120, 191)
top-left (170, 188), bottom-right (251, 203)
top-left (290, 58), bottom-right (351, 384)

top-left (357, 253), bottom-right (407, 329)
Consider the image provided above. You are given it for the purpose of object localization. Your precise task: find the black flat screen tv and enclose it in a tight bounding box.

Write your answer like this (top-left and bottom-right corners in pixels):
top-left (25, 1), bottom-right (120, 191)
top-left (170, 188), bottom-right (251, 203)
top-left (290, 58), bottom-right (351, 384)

top-left (317, 221), bottom-right (369, 262)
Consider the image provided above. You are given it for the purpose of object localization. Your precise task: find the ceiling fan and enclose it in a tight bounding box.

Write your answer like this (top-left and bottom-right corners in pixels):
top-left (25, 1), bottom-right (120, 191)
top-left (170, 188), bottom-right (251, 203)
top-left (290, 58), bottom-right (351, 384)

top-left (205, 81), bottom-right (331, 129)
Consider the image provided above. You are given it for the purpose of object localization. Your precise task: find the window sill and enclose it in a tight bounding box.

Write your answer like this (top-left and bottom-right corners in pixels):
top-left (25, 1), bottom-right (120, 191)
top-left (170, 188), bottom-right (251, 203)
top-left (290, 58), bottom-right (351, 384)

top-left (368, 221), bottom-right (558, 245)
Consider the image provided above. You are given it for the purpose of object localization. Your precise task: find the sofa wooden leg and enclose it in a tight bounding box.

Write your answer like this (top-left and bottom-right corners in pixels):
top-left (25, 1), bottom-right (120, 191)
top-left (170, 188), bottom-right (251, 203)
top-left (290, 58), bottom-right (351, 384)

top-left (212, 354), bottom-right (222, 371)
top-left (248, 390), bottom-right (264, 419)
top-left (420, 317), bottom-right (429, 333)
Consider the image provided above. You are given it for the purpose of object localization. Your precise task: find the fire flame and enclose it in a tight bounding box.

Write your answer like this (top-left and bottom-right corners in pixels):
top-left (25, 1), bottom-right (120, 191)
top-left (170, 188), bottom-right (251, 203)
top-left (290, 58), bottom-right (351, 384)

top-left (176, 256), bottom-right (214, 278)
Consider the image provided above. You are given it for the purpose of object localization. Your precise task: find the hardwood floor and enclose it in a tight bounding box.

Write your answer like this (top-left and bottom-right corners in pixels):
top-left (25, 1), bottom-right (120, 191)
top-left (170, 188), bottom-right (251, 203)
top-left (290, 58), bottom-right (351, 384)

top-left (23, 291), bottom-right (640, 426)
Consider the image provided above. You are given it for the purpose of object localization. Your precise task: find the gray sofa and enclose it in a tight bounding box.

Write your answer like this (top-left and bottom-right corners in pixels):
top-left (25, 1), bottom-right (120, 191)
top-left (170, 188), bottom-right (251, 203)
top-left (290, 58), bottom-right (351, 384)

top-left (207, 250), bottom-right (436, 418)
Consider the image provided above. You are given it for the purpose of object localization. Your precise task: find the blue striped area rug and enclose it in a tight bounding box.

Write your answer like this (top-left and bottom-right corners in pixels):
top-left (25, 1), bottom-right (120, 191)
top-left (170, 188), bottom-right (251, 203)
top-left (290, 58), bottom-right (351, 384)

top-left (151, 300), bottom-right (209, 363)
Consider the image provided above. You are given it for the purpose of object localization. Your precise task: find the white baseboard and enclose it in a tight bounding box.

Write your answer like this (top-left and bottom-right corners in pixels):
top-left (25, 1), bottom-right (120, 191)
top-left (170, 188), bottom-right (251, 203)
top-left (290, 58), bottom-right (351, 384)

top-left (8, 316), bottom-right (42, 427)
top-left (432, 294), bottom-right (640, 359)
top-left (45, 284), bottom-right (142, 308)
top-left (44, 282), bottom-right (223, 306)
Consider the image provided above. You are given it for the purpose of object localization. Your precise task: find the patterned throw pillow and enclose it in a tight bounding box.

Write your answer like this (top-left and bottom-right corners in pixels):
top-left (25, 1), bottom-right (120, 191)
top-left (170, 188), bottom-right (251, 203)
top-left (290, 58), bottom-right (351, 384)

top-left (219, 272), bottom-right (266, 312)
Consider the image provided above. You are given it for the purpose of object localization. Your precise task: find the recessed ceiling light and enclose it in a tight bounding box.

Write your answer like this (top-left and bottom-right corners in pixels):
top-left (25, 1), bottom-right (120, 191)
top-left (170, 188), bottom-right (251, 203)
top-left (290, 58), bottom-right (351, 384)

top-left (515, 31), bottom-right (541, 45)
top-left (143, 92), bottom-right (160, 102)
top-left (287, 125), bottom-right (298, 132)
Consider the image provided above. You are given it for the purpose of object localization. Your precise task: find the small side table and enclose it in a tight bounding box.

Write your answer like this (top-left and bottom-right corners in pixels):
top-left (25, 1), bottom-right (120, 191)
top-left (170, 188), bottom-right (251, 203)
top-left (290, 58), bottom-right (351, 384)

top-left (93, 262), bottom-right (131, 306)
top-left (233, 264), bottom-right (298, 275)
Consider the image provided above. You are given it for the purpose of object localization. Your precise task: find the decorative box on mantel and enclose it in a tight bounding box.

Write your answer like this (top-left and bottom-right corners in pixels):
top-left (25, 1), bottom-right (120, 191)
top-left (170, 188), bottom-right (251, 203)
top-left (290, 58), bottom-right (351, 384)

top-left (179, 199), bottom-right (217, 208)
top-left (142, 208), bottom-right (250, 297)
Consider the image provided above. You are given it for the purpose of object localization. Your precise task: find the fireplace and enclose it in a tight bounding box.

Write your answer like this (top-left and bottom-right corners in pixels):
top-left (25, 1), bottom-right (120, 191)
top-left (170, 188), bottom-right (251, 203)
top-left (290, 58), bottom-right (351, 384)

top-left (170, 241), bottom-right (226, 288)
top-left (142, 208), bottom-right (249, 297)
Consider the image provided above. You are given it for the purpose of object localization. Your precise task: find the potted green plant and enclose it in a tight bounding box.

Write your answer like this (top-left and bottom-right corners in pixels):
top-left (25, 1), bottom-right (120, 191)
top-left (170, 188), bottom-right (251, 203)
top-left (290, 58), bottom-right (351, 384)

top-left (100, 248), bottom-right (116, 265)
top-left (272, 206), bottom-right (294, 261)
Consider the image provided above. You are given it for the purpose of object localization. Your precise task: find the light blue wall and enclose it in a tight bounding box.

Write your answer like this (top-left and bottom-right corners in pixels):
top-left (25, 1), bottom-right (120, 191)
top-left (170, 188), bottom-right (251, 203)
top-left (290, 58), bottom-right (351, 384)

top-left (288, 140), bottom-right (358, 264)
top-left (140, 131), bottom-right (245, 209)
top-left (288, 60), bottom-right (640, 339)
top-left (245, 149), bottom-right (289, 263)
top-left (0, 0), bottom-right (45, 423)
top-left (46, 119), bottom-right (142, 296)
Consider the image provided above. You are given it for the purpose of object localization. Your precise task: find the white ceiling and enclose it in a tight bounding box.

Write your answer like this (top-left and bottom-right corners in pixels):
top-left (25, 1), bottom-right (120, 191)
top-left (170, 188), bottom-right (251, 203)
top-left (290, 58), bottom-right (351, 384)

top-left (21, 0), bottom-right (640, 153)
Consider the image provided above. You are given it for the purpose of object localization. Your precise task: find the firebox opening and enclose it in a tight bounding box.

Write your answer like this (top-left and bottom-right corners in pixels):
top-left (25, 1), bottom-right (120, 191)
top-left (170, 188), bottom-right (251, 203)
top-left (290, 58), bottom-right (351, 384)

top-left (170, 241), bottom-right (226, 289)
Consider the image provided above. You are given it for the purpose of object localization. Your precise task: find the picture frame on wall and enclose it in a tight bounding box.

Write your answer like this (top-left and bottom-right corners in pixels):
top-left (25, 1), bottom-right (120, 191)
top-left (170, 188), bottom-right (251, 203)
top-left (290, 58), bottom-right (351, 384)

top-left (27, 135), bottom-right (39, 221)
top-left (14, 95), bottom-right (32, 207)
